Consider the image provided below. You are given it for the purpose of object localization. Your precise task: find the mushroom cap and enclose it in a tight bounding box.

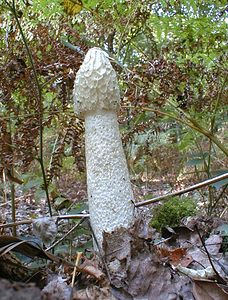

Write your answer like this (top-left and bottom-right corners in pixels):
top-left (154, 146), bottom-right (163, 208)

top-left (73, 47), bottom-right (120, 118)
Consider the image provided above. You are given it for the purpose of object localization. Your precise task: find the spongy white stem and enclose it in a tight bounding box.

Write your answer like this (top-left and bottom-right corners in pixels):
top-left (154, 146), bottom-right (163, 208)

top-left (85, 110), bottom-right (134, 246)
top-left (74, 47), bottom-right (135, 247)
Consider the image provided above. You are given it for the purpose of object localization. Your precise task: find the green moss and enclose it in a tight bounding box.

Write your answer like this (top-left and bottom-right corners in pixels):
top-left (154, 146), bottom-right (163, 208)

top-left (150, 196), bottom-right (196, 231)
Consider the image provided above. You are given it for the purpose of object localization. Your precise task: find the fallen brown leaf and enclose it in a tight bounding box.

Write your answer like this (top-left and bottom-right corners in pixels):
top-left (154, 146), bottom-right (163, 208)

top-left (193, 280), bottom-right (228, 300)
top-left (77, 256), bottom-right (105, 281)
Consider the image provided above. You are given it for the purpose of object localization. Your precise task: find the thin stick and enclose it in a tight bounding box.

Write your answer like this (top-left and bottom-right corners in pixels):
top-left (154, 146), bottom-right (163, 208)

top-left (57, 214), bottom-right (90, 220)
top-left (10, 181), bottom-right (16, 236)
top-left (86, 220), bottom-right (111, 282)
top-left (0, 220), bottom-right (33, 229)
top-left (0, 201), bottom-right (11, 207)
top-left (195, 225), bottom-right (227, 285)
top-left (6, 0), bottom-right (53, 216)
top-left (135, 173), bottom-right (228, 207)
top-left (46, 217), bottom-right (87, 251)
top-left (2, 169), bottom-right (8, 203)
top-left (71, 252), bottom-right (83, 287)
top-left (0, 214), bottom-right (90, 229)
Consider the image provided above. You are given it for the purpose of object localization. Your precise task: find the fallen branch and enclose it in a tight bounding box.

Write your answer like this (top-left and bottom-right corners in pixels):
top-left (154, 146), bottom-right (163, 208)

top-left (1, 174), bottom-right (227, 229)
top-left (135, 173), bottom-right (228, 207)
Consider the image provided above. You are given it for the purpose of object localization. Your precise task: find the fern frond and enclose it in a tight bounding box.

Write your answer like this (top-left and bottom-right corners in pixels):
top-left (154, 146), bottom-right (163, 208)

top-left (62, 0), bottom-right (83, 16)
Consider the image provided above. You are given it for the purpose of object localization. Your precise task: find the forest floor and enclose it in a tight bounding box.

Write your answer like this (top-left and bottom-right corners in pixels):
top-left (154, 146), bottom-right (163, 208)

top-left (0, 174), bottom-right (228, 300)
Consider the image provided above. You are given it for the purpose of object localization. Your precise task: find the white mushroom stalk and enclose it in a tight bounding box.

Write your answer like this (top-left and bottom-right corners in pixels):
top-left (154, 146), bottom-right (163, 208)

top-left (73, 47), bottom-right (134, 247)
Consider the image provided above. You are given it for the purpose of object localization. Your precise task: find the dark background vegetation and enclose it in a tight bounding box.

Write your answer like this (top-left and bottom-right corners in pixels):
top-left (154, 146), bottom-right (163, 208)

top-left (0, 0), bottom-right (227, 222)
top-left (0, 1), bottom-right (228, 299)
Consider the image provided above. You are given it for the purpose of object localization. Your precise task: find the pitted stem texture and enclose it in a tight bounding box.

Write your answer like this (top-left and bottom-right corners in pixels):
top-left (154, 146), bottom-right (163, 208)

top-left (74, 47), bottom-right (134, 246)
top-left (85, 110), bottom-right (134, 245)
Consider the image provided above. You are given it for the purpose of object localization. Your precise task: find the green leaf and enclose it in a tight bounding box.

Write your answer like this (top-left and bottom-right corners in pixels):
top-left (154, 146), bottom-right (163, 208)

top-left (54, 197), bottom-right (70, 210)
top-left (186, 158), bottom-right (204, 167)
top-left (23, 178), bottom-right (43, 190)
top-left (178, 132), bottom-right (193, 151)
top-left (34, 189), bottom-right (46, 201)
top-left (67, 202), bottom-right (89, 215)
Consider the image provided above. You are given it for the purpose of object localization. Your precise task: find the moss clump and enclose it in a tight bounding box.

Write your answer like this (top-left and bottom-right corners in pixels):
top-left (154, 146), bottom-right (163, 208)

top-left (150, 196), bottom-right (196, 231)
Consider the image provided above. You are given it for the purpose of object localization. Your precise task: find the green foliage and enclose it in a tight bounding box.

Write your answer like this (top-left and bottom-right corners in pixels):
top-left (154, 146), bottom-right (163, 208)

top-left (214, 224), bottom-right (228, 254)
top-left (150, 197), bottom-right (197, 231)
top-left (0, 0), bottom-right (227, 217)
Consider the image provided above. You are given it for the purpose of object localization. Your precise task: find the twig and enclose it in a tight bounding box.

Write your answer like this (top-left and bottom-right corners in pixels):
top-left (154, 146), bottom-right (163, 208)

top-left (2, 169), bottom-right (8, 203)
top-left (57, 214), bottom-right (90, 220)
top-left (46, 217), bottom-right (87, 251)
top-left (10, 182), bottom-right (16, 236)
top-left (5, 0), bottom-right (53, 216)
top-left (135, 173), bottom-right (228, 207)
top-left (194, 225), bottom-right (227, 285)
top-left (220, 206), bottom-right (228, 219)
top-left (71, 252), bottom-right (83, 287)
top-left (0, 220), bottom-right (33, 229)
top-left (85, 219), bottom-right (111, 282)
top-left (211, 183), bottom-right (228, 212)
top-left (0, 214), bottom-right (90, 229)
top-left (0, 201), bottom-right (11, 207)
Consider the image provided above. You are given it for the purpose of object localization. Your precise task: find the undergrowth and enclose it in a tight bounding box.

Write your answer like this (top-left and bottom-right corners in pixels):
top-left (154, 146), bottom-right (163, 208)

top-left (150, 196), bottom-right (197, 231)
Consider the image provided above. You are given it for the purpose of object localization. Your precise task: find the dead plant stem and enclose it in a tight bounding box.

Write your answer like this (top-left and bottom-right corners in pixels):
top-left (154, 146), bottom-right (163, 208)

top-left (6, 0), bottom-right (53, 216)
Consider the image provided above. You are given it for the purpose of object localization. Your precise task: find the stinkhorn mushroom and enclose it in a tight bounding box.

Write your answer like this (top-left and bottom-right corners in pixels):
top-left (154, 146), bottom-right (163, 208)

top-left (73, 47), bottom-right (135, 247)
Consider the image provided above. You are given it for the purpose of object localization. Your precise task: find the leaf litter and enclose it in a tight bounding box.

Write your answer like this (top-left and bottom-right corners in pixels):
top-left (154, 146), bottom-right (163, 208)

top-left (1, 206), bottom-right (228, 299)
